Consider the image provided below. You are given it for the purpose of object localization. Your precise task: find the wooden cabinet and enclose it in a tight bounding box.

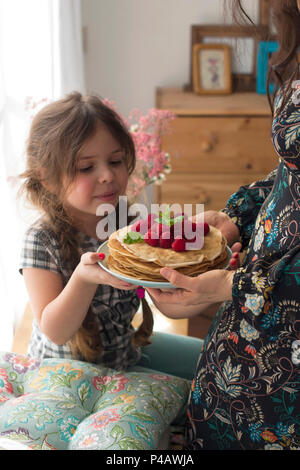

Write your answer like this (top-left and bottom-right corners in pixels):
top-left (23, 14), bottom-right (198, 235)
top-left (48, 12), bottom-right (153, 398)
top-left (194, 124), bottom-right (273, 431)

top-left (155, 87), bottom-right (277, 339)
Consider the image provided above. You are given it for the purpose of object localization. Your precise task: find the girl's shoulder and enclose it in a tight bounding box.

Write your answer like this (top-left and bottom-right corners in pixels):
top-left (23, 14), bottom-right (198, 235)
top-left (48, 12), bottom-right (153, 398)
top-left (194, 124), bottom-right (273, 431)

top-left (23, 218), bottom-right (61, 250)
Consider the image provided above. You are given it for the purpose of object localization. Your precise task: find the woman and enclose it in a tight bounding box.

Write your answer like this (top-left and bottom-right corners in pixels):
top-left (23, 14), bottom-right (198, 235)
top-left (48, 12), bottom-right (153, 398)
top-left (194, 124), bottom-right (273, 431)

top-left (148, 0), bottom-right (300, 450)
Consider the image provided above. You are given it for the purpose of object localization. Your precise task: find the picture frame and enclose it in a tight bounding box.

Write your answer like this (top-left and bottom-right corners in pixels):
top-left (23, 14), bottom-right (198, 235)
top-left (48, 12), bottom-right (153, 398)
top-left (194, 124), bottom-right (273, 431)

top-left (259, 0), bottom-right (271, 26)
top-left (186, 24), bottom-right (269, 92)
top-left (256, 40), bottom-right (279, 94)
top-left (192, 43), bottom-right (232, 95)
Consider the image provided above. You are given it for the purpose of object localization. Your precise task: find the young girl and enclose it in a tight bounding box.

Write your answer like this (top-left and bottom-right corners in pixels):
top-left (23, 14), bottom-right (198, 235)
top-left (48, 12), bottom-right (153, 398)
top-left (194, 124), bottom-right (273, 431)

top-left (19, 92), bottom-right (202, 377)
top-left (147, 0), bottom-right (300, 450)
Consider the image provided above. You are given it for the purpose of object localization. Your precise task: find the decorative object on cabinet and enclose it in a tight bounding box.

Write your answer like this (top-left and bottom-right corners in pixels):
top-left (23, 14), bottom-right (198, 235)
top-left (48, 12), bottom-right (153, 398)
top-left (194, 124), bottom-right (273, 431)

top-left (256, 41), bottom-right (279, 94)
top-left (186, 24), bottom-right (269, 93)
top-left (155, 87), bottom-right (277, 338)
top-left (259, 0), bottom-right (275, 34)
top-left (192, 43), bottom-right (232, 95)
top-left (259, 0), bottom-right (271, 26)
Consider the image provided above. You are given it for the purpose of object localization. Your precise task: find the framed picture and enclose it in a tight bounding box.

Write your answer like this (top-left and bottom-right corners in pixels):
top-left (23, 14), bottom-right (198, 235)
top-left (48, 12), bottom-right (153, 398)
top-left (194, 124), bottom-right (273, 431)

top-left (259, 0), bottom-right (271, 26)
top-left (186, 24), bottom-right (269, 92)
top-left (256, 41), bottom-right (279, 94)
top-left (192, 44), bottom-right (232, 95)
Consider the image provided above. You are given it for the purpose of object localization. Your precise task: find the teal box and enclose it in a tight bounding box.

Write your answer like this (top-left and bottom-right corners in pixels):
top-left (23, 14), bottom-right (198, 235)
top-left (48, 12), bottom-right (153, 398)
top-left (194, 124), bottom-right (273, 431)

top-left (256, 41), bottom-right (279, 94)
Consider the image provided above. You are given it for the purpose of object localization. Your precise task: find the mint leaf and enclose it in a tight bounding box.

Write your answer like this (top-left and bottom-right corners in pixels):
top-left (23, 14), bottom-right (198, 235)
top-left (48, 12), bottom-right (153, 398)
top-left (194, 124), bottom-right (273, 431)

top-left (155, 205), bottom-right (185, 226)
top-left (172, 215), bottom-right (185, 225)
top-left (123, 231), bottom-right (144, 244)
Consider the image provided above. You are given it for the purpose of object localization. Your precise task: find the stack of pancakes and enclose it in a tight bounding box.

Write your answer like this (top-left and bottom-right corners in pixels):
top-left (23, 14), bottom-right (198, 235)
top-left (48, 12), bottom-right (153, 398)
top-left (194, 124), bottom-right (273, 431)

top-left (106, 224), bottom-right (228, 282)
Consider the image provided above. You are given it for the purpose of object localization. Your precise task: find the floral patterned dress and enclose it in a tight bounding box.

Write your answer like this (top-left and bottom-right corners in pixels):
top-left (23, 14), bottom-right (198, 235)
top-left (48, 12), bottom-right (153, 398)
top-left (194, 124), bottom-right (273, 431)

top-left (186, 88), bottom-right (300, 450)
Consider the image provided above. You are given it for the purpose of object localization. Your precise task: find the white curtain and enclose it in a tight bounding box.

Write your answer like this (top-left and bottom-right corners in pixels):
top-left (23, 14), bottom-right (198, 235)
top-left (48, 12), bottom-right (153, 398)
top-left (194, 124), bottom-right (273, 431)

top-left (0, 0), bottom-right (86, 350)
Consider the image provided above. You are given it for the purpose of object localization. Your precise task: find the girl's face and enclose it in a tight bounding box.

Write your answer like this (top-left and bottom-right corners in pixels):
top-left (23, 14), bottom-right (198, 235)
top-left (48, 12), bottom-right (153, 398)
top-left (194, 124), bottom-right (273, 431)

top-left (65, 122), bottom-right (129, 223)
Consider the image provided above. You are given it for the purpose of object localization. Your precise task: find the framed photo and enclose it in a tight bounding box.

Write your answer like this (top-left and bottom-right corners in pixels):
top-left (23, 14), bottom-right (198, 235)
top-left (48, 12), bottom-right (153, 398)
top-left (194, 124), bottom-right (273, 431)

top-left (192, 44), bottom-right (232, 95)
top-left (256, 41), bottom-right (279, 94)
top-left (186, 24), bottom-right (269, 92)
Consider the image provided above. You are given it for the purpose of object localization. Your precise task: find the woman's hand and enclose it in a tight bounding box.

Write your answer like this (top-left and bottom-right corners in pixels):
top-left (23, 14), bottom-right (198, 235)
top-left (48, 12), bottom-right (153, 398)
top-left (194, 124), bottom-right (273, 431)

top-left (193, 210), bottom-right (240, 247)
top-left (76, 252), bottom-right (136, 290)
top-left (147, 268), bottom-right (235, 307)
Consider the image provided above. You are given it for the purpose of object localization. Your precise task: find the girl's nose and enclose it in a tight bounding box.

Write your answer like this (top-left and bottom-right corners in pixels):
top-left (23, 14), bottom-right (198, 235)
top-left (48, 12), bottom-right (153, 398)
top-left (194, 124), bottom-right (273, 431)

top-left (97, 165), bottom-right (114, 183)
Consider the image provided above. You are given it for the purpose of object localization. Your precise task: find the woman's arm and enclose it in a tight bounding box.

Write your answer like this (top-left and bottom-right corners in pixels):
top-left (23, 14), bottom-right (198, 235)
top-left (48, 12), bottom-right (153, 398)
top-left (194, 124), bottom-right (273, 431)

top-left (147, 268), bottom-right (234, 319)
top-left (222, 167), bottom-right (278, 249)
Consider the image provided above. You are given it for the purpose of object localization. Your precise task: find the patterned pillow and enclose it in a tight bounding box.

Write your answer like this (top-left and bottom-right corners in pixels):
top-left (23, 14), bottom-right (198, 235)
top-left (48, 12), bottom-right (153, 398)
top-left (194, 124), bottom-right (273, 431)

top-left (0, 352), bottom-right (190, 450)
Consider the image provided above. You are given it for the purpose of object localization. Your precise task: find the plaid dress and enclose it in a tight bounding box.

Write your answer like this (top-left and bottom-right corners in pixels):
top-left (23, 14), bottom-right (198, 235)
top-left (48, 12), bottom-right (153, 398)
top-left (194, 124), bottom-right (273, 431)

top-left (19, 221), bottom-right (141, 370)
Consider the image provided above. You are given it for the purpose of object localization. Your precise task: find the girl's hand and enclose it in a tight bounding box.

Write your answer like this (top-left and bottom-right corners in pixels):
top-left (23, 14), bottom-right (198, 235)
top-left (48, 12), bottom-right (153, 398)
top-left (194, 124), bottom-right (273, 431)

top-left (76, 252), bottom-right (136, 290)
top-left (147, 268), bottom-right (234, 307)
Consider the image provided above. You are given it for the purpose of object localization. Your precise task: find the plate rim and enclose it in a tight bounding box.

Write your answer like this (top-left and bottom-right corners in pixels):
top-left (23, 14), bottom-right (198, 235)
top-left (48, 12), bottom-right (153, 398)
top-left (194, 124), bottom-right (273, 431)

top-left (97, 241), bottom-right (232, 289)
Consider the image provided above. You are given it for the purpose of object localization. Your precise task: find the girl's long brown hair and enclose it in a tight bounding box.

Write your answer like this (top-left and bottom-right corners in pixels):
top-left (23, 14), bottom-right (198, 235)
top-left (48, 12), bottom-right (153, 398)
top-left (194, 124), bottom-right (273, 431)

top-left (20, 91), bottom-right (153, 362)
top-left (231, 0), bottom-right (300, 114)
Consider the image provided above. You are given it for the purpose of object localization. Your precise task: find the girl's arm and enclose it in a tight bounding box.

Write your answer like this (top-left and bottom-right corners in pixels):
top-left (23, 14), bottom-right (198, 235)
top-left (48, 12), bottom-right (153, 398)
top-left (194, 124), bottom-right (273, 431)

top-left (23, 252), bottom-right (135, 345)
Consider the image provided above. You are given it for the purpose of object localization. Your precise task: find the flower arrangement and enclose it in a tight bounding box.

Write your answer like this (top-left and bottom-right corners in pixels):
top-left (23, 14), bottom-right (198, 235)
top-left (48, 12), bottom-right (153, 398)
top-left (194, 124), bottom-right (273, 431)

top-left (126, 107), bottom-right (175, 198)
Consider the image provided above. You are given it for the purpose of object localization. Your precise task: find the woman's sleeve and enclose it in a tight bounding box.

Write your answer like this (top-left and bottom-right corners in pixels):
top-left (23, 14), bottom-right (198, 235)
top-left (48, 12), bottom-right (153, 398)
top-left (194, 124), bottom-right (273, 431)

top-left (232, 244), bottom-right (300, 333)
top-left (221, 166), bottom-right (278, 249)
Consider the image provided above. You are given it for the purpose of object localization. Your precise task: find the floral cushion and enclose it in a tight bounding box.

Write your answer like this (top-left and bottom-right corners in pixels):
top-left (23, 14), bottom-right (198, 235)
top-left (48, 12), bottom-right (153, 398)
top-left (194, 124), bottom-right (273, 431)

top-left (0, 352), bottom-right (190, 450)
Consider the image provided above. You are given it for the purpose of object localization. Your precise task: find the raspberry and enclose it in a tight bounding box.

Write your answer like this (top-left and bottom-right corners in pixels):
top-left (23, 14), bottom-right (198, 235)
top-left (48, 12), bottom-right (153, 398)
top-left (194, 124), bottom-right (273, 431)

top-left (183, 221), bottom-right (197, 240)
top-left (136, 219), bottom-right (148, 234)
top-left (172, 237), bottom-right (186, 252)
top-left (159, 237), bottom-right (172, 249)
top-left (194, 222), bottom-right (210, 236)
top-left (144, 230), bottom-right (159, 247)
top-left (203, 222), bottom-right (210, 236)
top-left (147, 213), bottom-right (156, 228)
top-left (131, 221), bottom-right (141, 232)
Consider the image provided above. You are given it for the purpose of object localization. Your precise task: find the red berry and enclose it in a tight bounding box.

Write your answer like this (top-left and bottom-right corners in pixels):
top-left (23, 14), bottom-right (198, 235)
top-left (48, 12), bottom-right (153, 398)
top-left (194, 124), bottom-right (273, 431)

top-left (159, 237), bottom-right (172, 249)
top-left (183, 221), bottom-right (197, 240)
top-left (173, 221), bottom-right (184, 238)
top-left (144, 230), bottom-right (159, 247)
top-left (195, 222), bottom-right (210, 236)
top-left (172, 237), bottom-right (186, 252)
top-left (138, 219), bottom-right (149, 234)
top-left (147, 213), bottom-right (156, 227)
top-left (203, 222), bottom-right (210, 236)
top-left (131, 221), bottom-right (141, 232)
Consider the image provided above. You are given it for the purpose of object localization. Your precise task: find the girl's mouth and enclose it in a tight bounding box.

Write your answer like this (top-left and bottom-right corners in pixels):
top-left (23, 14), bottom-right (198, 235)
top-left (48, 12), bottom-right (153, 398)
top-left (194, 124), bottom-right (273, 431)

top-left (95, 191), bottom-right (118, 202)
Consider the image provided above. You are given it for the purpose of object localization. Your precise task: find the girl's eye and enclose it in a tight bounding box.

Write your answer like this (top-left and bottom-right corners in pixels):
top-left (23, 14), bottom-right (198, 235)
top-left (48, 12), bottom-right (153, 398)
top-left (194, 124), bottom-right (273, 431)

top-left (110, 160), bottom-right (122, 165)
top-left (78, 165), bottom-right (93, 173)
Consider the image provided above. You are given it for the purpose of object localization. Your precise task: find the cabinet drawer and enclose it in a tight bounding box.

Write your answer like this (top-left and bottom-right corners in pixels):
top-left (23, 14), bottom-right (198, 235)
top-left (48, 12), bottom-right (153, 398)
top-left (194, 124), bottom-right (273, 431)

top-left (162, 116), bottom-right (276, 175)
top-left (157, 172), bottom-right (270, 211)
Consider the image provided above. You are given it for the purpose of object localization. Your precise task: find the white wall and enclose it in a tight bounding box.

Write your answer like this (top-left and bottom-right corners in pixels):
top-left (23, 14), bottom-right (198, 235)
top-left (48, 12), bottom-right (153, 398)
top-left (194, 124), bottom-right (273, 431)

top-left (82, 0), bottom-right (259, 118)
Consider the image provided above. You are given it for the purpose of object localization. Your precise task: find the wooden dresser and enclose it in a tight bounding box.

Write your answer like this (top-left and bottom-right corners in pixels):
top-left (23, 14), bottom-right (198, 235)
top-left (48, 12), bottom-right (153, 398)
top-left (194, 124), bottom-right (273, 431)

top-left (155, 87), bottom-right (277, 338)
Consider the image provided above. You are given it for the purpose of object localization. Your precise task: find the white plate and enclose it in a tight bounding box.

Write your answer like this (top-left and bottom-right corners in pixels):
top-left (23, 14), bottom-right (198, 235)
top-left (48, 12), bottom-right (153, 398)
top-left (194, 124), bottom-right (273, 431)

top-left (97, 241), bottom-right (232, 289)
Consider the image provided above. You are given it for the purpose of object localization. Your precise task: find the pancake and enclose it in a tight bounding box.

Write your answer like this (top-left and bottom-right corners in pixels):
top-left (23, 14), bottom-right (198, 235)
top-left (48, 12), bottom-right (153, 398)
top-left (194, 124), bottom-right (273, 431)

top-left (106, 221), bottom-right (228, 282)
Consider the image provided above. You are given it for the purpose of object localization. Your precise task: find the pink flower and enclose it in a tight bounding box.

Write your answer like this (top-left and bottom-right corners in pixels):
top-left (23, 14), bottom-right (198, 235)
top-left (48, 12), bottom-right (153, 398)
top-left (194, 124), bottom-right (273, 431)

top-left (4, 353), bottom-right (40, 374)
top-left (90, 409), bottom-right (120, 429)
top-left (93, 374), bottom-right (130, 393)
top-left (150, 374), bottom-right (170, 381)
top-left (114, 104), bottom-right (175, 198)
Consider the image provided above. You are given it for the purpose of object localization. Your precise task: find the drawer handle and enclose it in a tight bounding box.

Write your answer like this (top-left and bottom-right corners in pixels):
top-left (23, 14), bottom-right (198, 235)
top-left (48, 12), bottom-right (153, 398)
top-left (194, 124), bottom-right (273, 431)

top-left (200, 135), bottom-right (217, 153)
top-left (200, 140), bottom-right (214, 152)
